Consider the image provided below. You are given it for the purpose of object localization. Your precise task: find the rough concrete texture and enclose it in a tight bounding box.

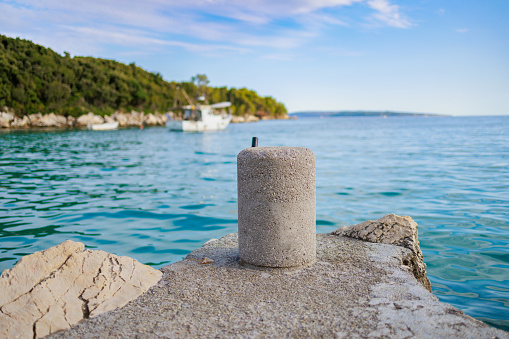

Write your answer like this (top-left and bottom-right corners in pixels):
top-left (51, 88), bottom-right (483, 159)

top-left (0, 240), bottom-right (162, 339)
top-left (50, 233), bottom-right (508, 339)
top-left (237, 147), bottom-right (316, 267)
top-left (331, 214), bottom-right (431, 292)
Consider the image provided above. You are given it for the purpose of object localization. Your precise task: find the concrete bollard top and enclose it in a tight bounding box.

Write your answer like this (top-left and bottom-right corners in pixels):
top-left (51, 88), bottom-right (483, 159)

top-left (237, 146), bottom-right (315, 203)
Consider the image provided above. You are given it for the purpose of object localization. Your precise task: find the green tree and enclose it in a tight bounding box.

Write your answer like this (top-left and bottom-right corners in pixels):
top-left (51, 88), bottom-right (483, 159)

top-left (0, 34), bottom-right (287, 118)
top-left (191, 74), bottom-right (209, 99)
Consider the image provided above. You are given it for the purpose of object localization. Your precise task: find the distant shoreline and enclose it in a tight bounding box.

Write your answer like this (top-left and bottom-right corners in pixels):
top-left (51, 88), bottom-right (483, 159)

top-left (289, 111), bottom-right (447, 118)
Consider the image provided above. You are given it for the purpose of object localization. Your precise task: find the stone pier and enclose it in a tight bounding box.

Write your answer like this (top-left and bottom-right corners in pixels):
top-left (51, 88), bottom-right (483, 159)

top-left (39, 214), bottom-right (507, 339)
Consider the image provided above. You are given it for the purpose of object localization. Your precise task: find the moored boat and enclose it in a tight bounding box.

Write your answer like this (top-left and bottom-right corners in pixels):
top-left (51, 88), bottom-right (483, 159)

top-left (166, 86), bottom-right (232, 132)
top-left (87, 121), bottom-right (119, 131)
top-left (166, 102), bottom-right (232, 132)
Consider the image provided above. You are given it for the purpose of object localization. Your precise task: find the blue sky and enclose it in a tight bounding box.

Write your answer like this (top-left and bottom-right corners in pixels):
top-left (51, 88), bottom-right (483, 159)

top-left (1, 0), bottom-right (508, 115)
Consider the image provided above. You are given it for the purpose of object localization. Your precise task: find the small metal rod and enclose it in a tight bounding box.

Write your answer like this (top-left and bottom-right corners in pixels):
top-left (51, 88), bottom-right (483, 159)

top-left (251, 137), bottom-right (258, 147)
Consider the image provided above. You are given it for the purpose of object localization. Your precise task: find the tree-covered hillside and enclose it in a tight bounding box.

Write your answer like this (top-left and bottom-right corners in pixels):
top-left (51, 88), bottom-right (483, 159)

top-left (0, 34), bottom-right (287, 118)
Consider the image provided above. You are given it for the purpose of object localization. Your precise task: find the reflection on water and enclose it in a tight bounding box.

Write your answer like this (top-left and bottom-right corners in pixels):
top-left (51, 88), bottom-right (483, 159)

top-left (1, 116), bottom-right (508, 331)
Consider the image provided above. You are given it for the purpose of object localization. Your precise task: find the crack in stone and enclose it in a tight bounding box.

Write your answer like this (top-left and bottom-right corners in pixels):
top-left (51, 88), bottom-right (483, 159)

top-left (32, 319), bottom-right (37, 339)
top-left (108, 256), bottom-right (116, 277)
top-left (1, 250), bottom-right (78, 309)
top-left (78, 292), bottom-right (90, 319)
top-left (31, 308), bottom-right (48, 339)
top-left (113, 256), bottom-right (128, 283)
top-left (107, 259), bottom-right (136, 301)
top-left (85, 257), bottom-right (118, 315)
top-left (117, 257), bottom-right (125, 282)
top-left (30, 274), bottom-right (82, 339)
top-left (129, 258), bottom-right (135, 283)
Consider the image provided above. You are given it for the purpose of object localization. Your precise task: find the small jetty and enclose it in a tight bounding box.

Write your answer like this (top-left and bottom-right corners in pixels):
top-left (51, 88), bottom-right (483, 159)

top-left (50, 219), bottom-right (507, 338)
top-left (2, 215), bottom-right (507, 338)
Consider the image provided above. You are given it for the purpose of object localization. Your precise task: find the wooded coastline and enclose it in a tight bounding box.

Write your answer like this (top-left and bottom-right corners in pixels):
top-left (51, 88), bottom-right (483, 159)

top-left (0, 34), bottom-right (288, 123)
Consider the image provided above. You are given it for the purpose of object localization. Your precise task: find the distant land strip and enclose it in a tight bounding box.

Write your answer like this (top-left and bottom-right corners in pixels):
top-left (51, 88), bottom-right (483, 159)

top-left (290, 111), bottom-right (447, 118)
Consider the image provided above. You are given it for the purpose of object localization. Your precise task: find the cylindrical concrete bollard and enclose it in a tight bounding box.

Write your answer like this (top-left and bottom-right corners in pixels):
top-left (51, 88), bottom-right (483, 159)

top-left (237, 146), bottom-right (316, 268)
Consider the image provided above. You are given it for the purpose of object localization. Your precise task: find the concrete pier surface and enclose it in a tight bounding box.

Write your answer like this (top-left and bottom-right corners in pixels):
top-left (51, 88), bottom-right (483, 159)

top-left (50, 229), bottom-right (508, 338)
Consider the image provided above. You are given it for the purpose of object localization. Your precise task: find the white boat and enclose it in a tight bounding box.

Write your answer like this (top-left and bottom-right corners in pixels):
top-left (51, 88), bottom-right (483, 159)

top-left (87, 122), bottom-right (119, 131)
top-left (166, 102), bottom-right (232, 132)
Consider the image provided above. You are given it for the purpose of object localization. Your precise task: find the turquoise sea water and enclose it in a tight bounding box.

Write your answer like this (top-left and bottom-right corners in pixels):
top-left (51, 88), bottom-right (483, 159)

top-left (1, 116), bottom-right (508, 331)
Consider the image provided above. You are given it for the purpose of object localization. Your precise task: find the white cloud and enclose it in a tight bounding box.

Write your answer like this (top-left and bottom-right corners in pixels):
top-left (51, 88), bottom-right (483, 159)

top-left (456, 28), bottom-right (469, 33)
top-left (1, 0), bottom-right (413, 58)
top-left (66, 25), bottom-right (251, 54)
top-left (366, 0), bottom-right (411, 28)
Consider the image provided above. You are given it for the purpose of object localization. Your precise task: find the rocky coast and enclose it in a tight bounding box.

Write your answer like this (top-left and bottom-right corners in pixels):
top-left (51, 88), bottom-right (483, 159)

top-left (0, 111), bottom-right (168, 129)
top-left (1, 214), bottom-right (507, 338)
top-left (0, 111), bottom-right (291, 129)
